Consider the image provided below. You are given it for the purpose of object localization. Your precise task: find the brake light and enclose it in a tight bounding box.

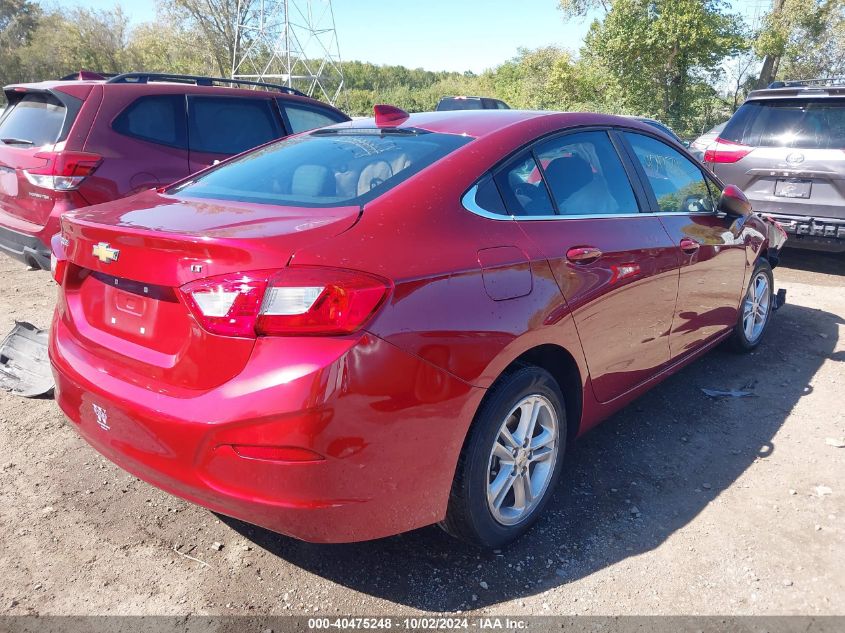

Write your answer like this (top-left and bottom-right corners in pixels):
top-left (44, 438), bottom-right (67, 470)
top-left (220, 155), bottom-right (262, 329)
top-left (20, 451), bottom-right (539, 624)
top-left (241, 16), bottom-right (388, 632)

top-left (50, 233), bottom-right (68, 285)
top-left (179, 267), bottom-right (391, 338)
top-left (704, 138), bottom-right (752, 164)
top-left (23, 151), bottom-right (102, 191)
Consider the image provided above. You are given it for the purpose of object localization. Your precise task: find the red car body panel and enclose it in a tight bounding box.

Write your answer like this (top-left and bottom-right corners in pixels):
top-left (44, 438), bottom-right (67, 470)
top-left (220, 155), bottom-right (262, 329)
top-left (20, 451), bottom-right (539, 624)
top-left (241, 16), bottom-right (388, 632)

top-left (50, 110), bottom-right (779, 542)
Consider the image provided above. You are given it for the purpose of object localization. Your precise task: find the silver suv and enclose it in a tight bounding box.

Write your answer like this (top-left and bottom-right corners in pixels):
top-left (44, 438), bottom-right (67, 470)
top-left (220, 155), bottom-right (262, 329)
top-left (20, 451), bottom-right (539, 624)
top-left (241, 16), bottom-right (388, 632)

top-left (705, 78), bottom-right (845, 253)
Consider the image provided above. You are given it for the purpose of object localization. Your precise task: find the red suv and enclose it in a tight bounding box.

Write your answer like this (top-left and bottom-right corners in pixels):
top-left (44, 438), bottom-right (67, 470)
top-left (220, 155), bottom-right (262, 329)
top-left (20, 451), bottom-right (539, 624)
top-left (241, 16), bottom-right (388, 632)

top-left (50, 107), bottom-right (786, 547)
top-left (0, 71), bottom-right (349, 269)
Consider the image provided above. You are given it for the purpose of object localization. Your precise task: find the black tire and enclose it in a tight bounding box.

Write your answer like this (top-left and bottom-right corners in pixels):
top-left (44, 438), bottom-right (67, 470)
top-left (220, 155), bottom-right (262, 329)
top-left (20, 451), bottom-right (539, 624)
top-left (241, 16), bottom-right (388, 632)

top-left (439, 366), bottom-right (566, 548)
top-left (729, 258), bottom-right (774, 353)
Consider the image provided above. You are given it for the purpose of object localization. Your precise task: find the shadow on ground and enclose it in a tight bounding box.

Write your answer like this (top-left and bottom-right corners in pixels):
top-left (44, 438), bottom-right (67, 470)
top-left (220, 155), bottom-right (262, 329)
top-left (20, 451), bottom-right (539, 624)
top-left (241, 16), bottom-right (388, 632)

top-left (222, 302), bottom-right (840, 611)
top-left (778, 248), bottom-right (844, 276)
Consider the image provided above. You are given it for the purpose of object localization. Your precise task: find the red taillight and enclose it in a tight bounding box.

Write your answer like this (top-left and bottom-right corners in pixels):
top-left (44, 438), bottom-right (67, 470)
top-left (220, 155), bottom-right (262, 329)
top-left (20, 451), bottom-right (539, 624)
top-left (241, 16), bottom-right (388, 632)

top-left (179, 267), bottom-right (391, 338)
top-left (50, 232), bottom-right (68, 284)
top-left (24, 151), bottom-right (102, 191)
top-left (703, 138), bottom-right (752, 164)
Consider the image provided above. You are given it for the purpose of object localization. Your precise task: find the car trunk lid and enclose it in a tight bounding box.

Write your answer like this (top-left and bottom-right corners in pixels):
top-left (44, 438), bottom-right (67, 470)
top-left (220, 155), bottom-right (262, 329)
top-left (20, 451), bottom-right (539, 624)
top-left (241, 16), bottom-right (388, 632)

top-left (57, 190), bottom-right (361, 392)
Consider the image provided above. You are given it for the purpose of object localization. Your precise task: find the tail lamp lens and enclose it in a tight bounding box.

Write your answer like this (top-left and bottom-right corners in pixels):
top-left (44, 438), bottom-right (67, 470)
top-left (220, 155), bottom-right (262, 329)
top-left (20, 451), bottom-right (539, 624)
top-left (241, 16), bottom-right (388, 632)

top-left (703, 138), bottom-right (752, 164)
top-left (180, 267), bottom-right (391, 338)
top-left (24, 151), bottom-right (102, 191)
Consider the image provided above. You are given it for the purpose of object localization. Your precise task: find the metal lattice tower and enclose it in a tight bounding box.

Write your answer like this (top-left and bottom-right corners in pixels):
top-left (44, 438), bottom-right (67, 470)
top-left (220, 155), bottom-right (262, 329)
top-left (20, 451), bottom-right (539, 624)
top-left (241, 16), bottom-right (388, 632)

top-left (232, 0), bottom-right (344, 105)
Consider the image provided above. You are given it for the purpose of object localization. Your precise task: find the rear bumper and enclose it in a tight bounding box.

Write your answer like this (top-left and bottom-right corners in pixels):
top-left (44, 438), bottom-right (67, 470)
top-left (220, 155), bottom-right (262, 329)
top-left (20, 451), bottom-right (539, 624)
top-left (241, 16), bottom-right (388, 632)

top-left (760, 212), bottom-right (845, 253)
top-left (49, 315), bottom-right (483, 543)
top-left (0, 224), bottom-right (51, 268)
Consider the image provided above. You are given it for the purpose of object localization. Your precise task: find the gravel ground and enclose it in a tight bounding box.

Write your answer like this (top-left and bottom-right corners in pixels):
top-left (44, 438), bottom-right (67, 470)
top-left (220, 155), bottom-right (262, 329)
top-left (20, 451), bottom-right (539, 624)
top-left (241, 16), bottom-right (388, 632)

top-left (0, 248), bottom-right (843, 616)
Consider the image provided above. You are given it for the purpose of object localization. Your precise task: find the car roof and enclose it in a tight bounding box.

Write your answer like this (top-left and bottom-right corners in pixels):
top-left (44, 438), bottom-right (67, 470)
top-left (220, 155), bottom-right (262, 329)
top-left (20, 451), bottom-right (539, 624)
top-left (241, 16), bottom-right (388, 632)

top-left (325, 109), bottom-right (663, 140)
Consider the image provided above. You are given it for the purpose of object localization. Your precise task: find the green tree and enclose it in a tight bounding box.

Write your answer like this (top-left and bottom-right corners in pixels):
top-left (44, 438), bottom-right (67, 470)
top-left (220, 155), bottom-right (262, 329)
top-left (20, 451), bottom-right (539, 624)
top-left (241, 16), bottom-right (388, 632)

top-left (0, 0), bottom-right (42, 89)
top-left (581, 0), bottom-right (744, 130)
top-left (755, 0), bottom-right (845, 85)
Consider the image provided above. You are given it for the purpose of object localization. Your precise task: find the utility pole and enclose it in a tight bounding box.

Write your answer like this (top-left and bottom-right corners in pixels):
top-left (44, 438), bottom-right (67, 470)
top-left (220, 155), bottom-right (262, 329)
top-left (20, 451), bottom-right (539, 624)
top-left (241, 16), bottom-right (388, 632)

top-left (232, 0), bottom-right (345, 105)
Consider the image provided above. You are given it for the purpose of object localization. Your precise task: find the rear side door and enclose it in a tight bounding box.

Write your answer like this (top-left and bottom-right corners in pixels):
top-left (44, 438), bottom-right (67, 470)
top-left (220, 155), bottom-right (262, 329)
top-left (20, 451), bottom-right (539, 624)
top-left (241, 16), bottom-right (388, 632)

top-left (90, 92), bottom-right (191, 203)
top-left (504, 129), bottom-right (681, 403)
top-left (187, 95), bottom-right (284, 172)
top-left (620, 130), bottom-right (747, 357)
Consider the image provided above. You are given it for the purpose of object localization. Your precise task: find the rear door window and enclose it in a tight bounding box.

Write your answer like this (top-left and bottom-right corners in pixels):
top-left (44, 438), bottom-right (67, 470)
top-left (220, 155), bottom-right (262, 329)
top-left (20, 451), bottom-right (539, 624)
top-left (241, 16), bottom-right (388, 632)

top-left (624, 132), bottom-right (715, 214)
top-left (535, 131), bottom-right (640, 216)
top-left (494, 152), bottom-right (555, 216)
top-left (722, 98), bottom-right (845, 149)
top-left (113, 95), bottom-right (188, 149)
top-left (188, 96), bottom-right (281, 155)
top-left (0, 93), bottom-right (67, 146)
top-left (280, 102), bottom-right (348, 134)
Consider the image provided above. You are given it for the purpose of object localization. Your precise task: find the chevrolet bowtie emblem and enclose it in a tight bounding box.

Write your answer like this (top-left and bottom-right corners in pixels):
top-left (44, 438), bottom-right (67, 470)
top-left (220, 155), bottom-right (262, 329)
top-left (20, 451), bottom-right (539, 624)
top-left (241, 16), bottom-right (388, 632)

top-left (92, 242), bottom-right (119, 264)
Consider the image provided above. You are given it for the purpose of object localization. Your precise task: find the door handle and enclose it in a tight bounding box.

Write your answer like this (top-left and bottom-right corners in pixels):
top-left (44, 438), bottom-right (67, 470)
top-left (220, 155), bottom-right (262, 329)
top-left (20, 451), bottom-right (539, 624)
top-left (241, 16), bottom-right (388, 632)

top-left (566, 246), bottom-right (603, 264)
top-left (679, 238), bottom-right (701, 253)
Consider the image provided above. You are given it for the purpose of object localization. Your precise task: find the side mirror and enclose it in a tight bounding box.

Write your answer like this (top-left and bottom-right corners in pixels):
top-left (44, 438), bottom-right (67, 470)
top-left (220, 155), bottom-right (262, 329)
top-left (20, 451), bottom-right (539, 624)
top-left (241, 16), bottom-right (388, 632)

top-left (717, 184), bottom-right (752, 217)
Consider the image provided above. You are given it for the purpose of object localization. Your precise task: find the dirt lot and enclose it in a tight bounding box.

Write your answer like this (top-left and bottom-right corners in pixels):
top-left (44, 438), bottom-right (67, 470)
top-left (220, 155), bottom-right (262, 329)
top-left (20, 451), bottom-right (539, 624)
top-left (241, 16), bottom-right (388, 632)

top-left (0, 249), bottom-right (843, 616)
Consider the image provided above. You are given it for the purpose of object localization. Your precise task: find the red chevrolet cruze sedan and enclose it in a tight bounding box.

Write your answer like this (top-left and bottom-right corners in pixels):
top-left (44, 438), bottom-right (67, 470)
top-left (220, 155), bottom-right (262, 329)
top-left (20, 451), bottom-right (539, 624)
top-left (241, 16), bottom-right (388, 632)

top-left (49, 106), bottom-right (787, 547)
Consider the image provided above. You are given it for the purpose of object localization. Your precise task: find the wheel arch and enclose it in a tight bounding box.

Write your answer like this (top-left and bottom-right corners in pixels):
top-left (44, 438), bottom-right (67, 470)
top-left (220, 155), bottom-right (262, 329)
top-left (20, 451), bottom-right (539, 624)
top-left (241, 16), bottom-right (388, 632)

top-left (481, 343), bottom-right (584, 444)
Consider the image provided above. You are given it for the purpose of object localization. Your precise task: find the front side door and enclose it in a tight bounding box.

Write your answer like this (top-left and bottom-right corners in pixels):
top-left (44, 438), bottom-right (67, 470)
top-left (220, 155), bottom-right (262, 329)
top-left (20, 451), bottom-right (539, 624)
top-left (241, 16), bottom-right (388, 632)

top-left (187, 95), bottom-right (284, 172)
top-left (501, 129), bottom-right (680, 403)
top-left (620, 131), bottom-right (747, 357)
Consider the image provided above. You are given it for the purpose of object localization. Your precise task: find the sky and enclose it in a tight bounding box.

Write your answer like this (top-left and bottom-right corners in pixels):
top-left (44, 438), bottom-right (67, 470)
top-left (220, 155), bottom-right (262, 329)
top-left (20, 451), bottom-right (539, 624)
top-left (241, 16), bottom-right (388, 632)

top-left (58, 0), bottom-right (770, 74)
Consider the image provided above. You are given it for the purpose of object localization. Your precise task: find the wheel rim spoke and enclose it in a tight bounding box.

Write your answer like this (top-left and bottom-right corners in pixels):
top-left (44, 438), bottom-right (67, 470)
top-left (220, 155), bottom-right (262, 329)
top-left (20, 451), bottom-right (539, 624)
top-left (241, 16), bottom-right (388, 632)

top-left (514, 398), bottom-right (540, 446)
top-left (530, 427), bottom-right (555, 450)
top-left (489, 470), bottom-right (516, 510)
top-left (498, 426), bottom-right (519, 449)
top-left (744, 312), bottom-right (755, 338)
top-left (531, 446), bottom-right (554, 462)
top-left (492, 441), bottom-right (514, 463)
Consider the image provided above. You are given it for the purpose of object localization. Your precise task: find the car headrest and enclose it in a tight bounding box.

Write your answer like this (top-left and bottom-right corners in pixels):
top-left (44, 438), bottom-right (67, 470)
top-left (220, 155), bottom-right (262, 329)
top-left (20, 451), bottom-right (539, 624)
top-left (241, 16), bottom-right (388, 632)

top-left (357, 161), bottom-right (393, 196)
top-left (543, 155), bottom-right (594, 202)
top-left (291, 165), bottom-right (332, 198)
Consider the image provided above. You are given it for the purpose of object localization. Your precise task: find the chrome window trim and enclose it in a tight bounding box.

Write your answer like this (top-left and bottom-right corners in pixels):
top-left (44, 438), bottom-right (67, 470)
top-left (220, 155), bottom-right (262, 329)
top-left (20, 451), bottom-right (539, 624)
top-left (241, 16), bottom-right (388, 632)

top-left (461, 185), bottom-right (516, 221)
top-left (462, 185), bottom-right (717, 221)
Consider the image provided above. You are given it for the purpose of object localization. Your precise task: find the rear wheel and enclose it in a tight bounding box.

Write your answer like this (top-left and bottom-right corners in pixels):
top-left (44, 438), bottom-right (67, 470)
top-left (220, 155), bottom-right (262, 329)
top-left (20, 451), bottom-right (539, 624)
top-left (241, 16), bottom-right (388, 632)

top-left (440, 366), bottom-right (566, 548)
top-left (729, 259), bottom-right (774, 352)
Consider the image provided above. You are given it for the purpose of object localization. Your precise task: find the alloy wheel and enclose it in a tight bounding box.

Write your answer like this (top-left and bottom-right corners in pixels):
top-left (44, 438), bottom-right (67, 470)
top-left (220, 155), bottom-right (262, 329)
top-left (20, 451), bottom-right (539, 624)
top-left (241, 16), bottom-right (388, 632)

top-left (486, 394), bottom-right (559, 526)
top-left (742, 270), bottom-right (771, 344)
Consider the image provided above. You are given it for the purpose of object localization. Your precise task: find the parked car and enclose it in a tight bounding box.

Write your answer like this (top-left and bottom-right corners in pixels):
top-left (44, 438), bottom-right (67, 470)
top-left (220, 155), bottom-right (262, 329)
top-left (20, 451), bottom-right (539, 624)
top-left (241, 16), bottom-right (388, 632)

top-left (0, 71), bottom-right (350, 269)
top-left (49, 105), bottom-right (786, 547)
top-left (705, 78), bottom-right (845, 252)
top-left (436, 95), bottom-right (510, 111)
top-left (627, 116), bottom-right (686, 146)
top-left (689, 121), bottom-right (727, 160)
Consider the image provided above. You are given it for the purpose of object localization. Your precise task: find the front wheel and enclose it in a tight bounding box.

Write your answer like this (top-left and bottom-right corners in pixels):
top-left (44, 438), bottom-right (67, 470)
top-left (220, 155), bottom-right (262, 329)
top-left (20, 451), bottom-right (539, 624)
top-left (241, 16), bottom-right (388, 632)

top-left (729, 259), bottom-right (774, 352)
top-left (439, 366), bottom-right (566, 548)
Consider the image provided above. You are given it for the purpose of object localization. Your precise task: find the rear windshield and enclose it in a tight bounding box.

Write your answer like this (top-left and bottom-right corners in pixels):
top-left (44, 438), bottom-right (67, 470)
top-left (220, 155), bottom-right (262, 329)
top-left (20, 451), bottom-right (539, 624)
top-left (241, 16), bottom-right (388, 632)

top-left (0, 92), bottom-right (66, 146)
top-left (722, 98), bottom-right (845, 149)
top-left (171, 130), bottom-right (473, 207)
